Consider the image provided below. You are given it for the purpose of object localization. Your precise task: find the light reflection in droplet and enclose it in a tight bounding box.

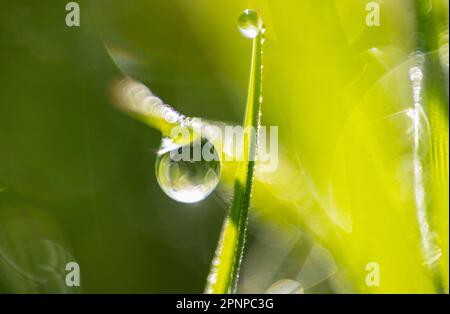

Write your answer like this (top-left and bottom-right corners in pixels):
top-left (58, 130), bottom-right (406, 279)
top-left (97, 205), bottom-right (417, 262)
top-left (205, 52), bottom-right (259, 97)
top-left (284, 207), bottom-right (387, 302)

top-left (155, 137), bottom-right (221, 203)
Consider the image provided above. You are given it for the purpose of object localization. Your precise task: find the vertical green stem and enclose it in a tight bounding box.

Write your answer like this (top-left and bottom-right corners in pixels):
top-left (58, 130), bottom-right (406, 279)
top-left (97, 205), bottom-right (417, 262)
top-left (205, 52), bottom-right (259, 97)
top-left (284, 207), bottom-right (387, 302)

top-left (412, 0), bottom-right (448, 293)
top-left (205, 27), bottom-right (263, 294)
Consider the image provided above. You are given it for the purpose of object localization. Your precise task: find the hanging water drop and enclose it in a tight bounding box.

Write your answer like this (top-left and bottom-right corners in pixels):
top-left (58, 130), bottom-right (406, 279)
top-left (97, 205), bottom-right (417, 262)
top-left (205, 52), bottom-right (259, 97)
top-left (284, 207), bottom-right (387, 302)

top-left (155, 136), bottom-right (221, 203)
top-left (238, 9), bottom-right (262, 39)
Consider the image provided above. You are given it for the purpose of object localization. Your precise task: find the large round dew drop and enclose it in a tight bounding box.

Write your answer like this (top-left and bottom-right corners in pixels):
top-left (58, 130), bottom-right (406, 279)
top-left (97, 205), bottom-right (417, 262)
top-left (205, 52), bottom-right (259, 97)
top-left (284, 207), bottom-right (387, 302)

top-left (155, 137), bottom-right (221, 203)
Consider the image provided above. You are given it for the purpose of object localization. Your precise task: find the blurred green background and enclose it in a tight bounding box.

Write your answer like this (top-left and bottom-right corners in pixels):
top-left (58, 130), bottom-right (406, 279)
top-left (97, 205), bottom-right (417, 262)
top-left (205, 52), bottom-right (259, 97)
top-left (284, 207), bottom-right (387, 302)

top-left (0, 0), bottom-right (448, 293)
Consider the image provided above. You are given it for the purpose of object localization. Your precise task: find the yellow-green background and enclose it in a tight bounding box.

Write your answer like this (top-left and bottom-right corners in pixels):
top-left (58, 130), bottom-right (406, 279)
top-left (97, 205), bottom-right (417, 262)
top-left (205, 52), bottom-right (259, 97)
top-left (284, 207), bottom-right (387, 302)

top-left (0, 0), bottom-right (448, 293)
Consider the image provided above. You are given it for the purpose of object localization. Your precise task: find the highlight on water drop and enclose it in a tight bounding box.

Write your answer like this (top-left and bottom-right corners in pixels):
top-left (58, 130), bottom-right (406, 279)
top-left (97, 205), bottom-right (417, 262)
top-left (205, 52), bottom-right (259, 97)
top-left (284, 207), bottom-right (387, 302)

top-left (238, 9), bottom-right (263, 39)
top-left (155, 136), bottom-right (221, 203)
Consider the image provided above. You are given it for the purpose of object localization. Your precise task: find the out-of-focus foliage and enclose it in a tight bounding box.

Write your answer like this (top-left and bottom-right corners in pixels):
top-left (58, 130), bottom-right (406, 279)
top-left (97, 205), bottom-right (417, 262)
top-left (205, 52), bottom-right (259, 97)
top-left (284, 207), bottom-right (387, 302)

top-left (0, 0), bottom-right (448, 293)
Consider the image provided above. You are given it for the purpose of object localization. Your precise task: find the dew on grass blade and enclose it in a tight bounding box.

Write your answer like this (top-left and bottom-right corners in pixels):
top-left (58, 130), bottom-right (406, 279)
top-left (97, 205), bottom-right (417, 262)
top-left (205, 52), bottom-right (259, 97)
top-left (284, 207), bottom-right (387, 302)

top-left (109, 77), bottom-right (184, 134)
top-left (109, 76), bottom-right (221, 204)
top-left (205, 8), bottom-right (265, 294)
top-left (155, 137), bottom-right (221, 203)
top-left (238, 9), bottom-right (263, 39)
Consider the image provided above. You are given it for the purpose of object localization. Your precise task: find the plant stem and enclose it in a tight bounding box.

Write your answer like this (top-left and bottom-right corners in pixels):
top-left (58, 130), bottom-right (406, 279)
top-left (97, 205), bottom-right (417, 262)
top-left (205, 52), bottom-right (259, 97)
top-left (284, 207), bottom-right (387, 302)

top-left (412, 0), bottom-right (449, 293)
top-left (205, 28), bottom-right (263, 294)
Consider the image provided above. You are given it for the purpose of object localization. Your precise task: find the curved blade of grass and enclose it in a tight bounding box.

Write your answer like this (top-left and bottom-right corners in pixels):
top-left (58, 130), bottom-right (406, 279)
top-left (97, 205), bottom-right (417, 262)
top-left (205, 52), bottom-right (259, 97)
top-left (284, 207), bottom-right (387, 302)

top-left (204, 27), bottom-right (263, 294)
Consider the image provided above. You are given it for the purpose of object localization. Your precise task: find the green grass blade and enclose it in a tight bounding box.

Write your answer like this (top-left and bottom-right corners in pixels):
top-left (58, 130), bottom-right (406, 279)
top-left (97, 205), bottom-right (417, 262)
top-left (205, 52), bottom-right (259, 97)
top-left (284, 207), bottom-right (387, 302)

top-left (109, 77), bottom-right (185, 138)
top-left (412, 0), bottom-right (449, 292)
top-left (205, 24), bottom-right (264, 294)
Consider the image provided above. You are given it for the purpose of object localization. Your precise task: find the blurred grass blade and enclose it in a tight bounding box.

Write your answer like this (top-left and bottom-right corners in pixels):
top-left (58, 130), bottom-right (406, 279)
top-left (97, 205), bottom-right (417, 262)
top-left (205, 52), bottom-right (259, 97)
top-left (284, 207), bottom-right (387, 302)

top-left (413, 0), bottom-right (449, 292)
top-left (205, 22), bottom-right (264, 294)
top-left (109, 77), bottom-right (185, 138)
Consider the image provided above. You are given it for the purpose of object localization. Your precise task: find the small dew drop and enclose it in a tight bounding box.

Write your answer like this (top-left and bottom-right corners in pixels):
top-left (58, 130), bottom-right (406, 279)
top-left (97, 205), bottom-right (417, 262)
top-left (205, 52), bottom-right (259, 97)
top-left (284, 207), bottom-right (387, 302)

top-left (238, 9), bottom-right (262, 39)
top-left (155, 137), bottom-right (221, 203)
top-left (409, 66), bottom-right (424, 82)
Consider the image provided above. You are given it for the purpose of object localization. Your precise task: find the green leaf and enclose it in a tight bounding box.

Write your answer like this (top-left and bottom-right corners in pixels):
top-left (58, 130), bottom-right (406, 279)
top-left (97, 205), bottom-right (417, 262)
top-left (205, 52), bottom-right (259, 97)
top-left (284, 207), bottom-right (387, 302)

top-left (204, 20), bottom-right (263, 294)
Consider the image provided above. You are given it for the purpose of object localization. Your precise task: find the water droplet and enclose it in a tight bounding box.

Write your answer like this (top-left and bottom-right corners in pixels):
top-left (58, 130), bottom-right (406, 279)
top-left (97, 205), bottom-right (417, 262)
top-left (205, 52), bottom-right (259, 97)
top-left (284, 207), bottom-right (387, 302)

top-left (265, 279), bottom-right (304, 294)
top-left (155, 137), bottom-right (221, 203)
top-left (238, 9), bottom-right (262, 39)
top-left (409, 66), bottom-right (424, 83)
